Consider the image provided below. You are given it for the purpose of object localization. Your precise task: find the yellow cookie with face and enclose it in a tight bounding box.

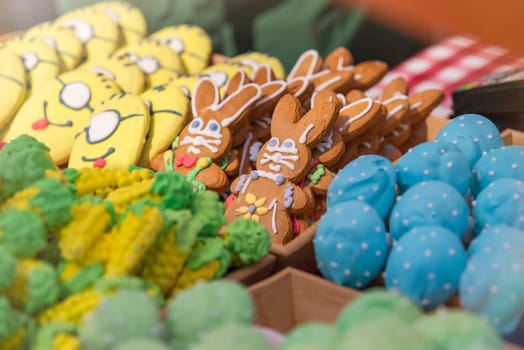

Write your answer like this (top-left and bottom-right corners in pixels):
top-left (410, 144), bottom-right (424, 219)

top-left (167, 75), bottom-right (201, 99)
top-left (69, 92), bottom-right (150, 169)
top-left (149, 24), bottom-right (212, 75)
top-left (25, 21), bottom-right (84, 71)
top-left (138, 84), bottom-right (191, 167)
top-left (230, 52), bottom-right (286, 80)
top-left (90, 1), bottom-right (147, 46)
top-left (200, 63), bottom-right (246, 96)
top-left (55, 9), bottom-right (120, 64)
top-left (3, 70), bottom-right (122, 165)
top-left (112, 40), bottom-right (185, 89)
top-left (3, 35), bottom-right (62, 98)
top-left (84, 53), bottom-right (146, 94)
top-left (0, 47), bottom-right (27, 129)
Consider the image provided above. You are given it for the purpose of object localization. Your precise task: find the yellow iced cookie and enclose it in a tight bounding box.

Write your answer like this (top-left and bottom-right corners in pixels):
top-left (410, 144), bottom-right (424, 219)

top-left (3, 70), bottom-right (122, 165)
top-left (167, 75), bottom-right (201, 98)
top-left (230, 52), bottom-right (286, 80)
top-left (91, 1), bottom-right (147, 46)
top-left (69, 92), bottom-right (150, 169)
top-left (3, 36), bottom-right (61, 98)
top-left (25, 21), bottom-right (84, 71)
top-left (84, 53), bottom-right (146, 94)
top-left (0, 47), bottom-right (27, 129)
top-left (200, 63), bottom-right (245, 96)
top-left (138, 84), bottom-right (191, 167)
top-left (149, 24), bottom-right (212, 75)
top-left (55, 9), bottom-right (120, 64)
top-left (112, 40), bottom-right (185, 89)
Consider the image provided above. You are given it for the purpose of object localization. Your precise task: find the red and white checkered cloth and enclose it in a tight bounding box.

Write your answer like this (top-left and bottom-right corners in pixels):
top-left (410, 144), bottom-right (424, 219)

top-left (366, 35), bottom-right (524, 118)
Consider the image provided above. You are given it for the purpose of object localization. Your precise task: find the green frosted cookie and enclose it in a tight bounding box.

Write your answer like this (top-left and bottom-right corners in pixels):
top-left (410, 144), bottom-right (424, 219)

top-left (0, 209), bottom-right (46, 258)
top-left (281, 322), bottom-right (337, 350)
top-left (190, 323), bottom-right (272, 350)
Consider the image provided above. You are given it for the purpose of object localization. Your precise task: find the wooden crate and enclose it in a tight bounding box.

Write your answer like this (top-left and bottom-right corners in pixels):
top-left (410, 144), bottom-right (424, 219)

top-left (225, 254), bottom-right (277, 286)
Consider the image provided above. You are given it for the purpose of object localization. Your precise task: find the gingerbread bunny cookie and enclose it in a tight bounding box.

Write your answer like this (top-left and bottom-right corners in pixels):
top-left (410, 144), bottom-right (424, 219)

top-left (225, 90), bottom-right (340, 244)
top-left (150, 77), bottom-right (261, 193)
top-left (408, 88), bottom-right (444, 125)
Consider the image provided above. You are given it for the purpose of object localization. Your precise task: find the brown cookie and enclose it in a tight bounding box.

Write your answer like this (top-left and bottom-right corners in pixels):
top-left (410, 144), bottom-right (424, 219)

top-left (380, 76), bottom-right (411, 135)
top-left (408, 89), bottom-right (444, 125)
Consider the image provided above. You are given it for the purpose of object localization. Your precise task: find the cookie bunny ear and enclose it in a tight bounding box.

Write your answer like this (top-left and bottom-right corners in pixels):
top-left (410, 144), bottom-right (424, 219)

top-left (287, 49), bottom-right (323, 81)
top-left (350, 60), bottom-right (389, 90)
top-left (192, 77), bottom-right (220, 117)
top-left (223, 70), bottom-right (250, 98)
top-left (324, 47), bottom-right (354, 72)
top-left (270, 94), bottom-right (303, 138)
top-left (310, 68), bottom-right (354, 93)
top-left (286, 77), bottom-right (315, 105)
top-left (381, 76), bottom-right (408, 100)
top-left (408, 89), bottom-right (444, 124)
top-left (295, 90), bottom-right (340, 147)
top-left (345, 89), bottom-right (366, 103)
top-left (252, 64), bottom-right (276, 84)
top-left (250, 80), bottom-right (287, 122)
top-left (215, 83), bottom-right (261, 128)
top-left (336, 97), bottom-right (384, 142)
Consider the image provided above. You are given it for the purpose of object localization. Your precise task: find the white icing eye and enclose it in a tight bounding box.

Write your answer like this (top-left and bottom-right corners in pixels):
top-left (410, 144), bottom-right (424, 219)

top-left (91, 66), bottom-right (116, 80)
top-left (60, 82), bottom-right (91, 110)
top-left (86, 110), bottom-right (120, 143)
top-left (165, 37), bottom-right (184, 54)
top-left (281, 138), bottom-right (296, 151)
top-left (21, 52), bottom-right (38, 71)
top-left (137, 56), bottom-right (160, 74)
top-left (104, 9), bottom-right (120, 23)
top-left (43, 36), bottom-right (57, 49)
top-left (63, 19), bottom-right (94, 44)
top-left (267, 137), bottom-right (280, 152)
top-left (205, 120), bottom-right (222, 135)
top-left (189, 118), bottom-right (204, 133)
top-left (204, 71), bottom-right (227, 87)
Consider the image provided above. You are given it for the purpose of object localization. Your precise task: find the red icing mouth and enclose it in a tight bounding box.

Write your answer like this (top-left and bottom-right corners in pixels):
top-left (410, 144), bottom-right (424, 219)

top-left (32, 119), bottom-right (49, 130)
top-left (93, 158), bottom-right (107, 168)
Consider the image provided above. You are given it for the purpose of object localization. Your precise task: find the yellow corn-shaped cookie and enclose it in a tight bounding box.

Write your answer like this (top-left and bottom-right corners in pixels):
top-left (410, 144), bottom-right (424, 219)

top-left (53, 334), bottom-right (79, 350)
top-left (105, 178), bottom-right (158, 214)
top-left (58, 198), bottom-right (115, 262)
top-left (170, 237), bottom-right (231, 296)
top-left (63, 167), bottom-right (153, 198)
top-left (37, 290), bottom-right (103, 325)
top-left (104, 200), bottom-right (164, 277)
top-left (0, 329), bottom-right (25, 350)
top-left (33, 322), bottom-right (79, 350)
top-left (4, 259), bottom-right (59, 315)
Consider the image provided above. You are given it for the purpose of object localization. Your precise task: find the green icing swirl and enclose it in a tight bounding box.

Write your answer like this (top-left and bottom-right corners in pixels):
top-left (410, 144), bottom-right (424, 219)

top-left (223, 218), bottom-right (270, 266)
top-left (0, 135), bottom-right (56, 200)
top-left (186, 238), bottom-right (231, 277)
top-left (63, 168), bottom-right (80, 194)
top-left (34, 322), bottom-right (78, 350)
top-left (26, 262), bottom-right (59, 315)
top-left (0, 209), bottom-right (47, 258)
top-left (0, 247), bottom-right (16, 290)
top-left (28, 179), bottom-right (75, 229)
top-left (60, 263), bottom-right (104, 298)
top-left (163, 209), bottom-right (201, 252)
top-left (150, 172), bottom-right (195, 210)
top-left (190, 191), bottom-right (226, 237)
top-left (306, 164), bottom-right (325, 185)
top-left (0, 296), bottom-right (23, 340)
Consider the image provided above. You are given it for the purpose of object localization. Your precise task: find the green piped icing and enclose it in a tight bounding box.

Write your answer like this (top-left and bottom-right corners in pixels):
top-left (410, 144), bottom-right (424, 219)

top-left (0, 135), bottom-right (56, 200)
top-left (150, 171), bottom-right (195, 210)
top-left (0, 247), bottom-right (16, 290)
top-left (307, 163), bottom-right (325, 185)
top-left (60, 263), bottom-right (104, 298)
top-left (165, 280), bottom-right (254, 350)
top-left (0, 296), bottom-right (23, 340)
top-left (26, 262), bottom-right (59, 315)
top-left (186, 157), bottom-right (212, 192)
top-left (163, 209), bottom-right (201, 252)
top-left (79, 290), bottom-right (161, 350)
top-left (281, 322), bottom-right (337, 350)
top-left (28, 178), bottom-right (75, 229)
top-left (113, 338), bottom-right (170, 350)
top-left (93, 276), bottom-right (163, 306)
top-left (186, 237), bottom-right (231, 277)
top-left (218, 152), bottom-right (231, 170)
top-left (117, 199), bottom-right (162, 226)
top-left (223, 218), bottom-right (270, 266)
top-left (190, 191), bottom-right (226, 237)
top-left (63, 168), bottom-right (80, 194)
top-left (190, 323), bottom-right (271, 350)
top-left (34, 322), bottom-right (78, 350)
top-left (127, 165), bottom-right (153, 174)
top-left (0, 209), bottom-right (47, 258)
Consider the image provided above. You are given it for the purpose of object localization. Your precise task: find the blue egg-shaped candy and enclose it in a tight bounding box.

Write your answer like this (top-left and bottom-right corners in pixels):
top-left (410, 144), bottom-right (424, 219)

top-left (327, 155), bottom-right (396, 218)
top-left (395, 140), bottom-right (471, 195)
top-left (314, 201), bottom-right (388, 289)
top-left (385, 225), bottom-right (467, 310)
top-left (471, 146), bottom-right (524, 197)
top-left (389, 181), bottom-right (469, 241)
top-left (472, 178), bottom-right (524, 236)
top-left (436, 114), bottom-right (503, 167)
top-left (468, 225), bottom-right (524, 258)
top-left (459, 247), bottom-right (524, 334)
